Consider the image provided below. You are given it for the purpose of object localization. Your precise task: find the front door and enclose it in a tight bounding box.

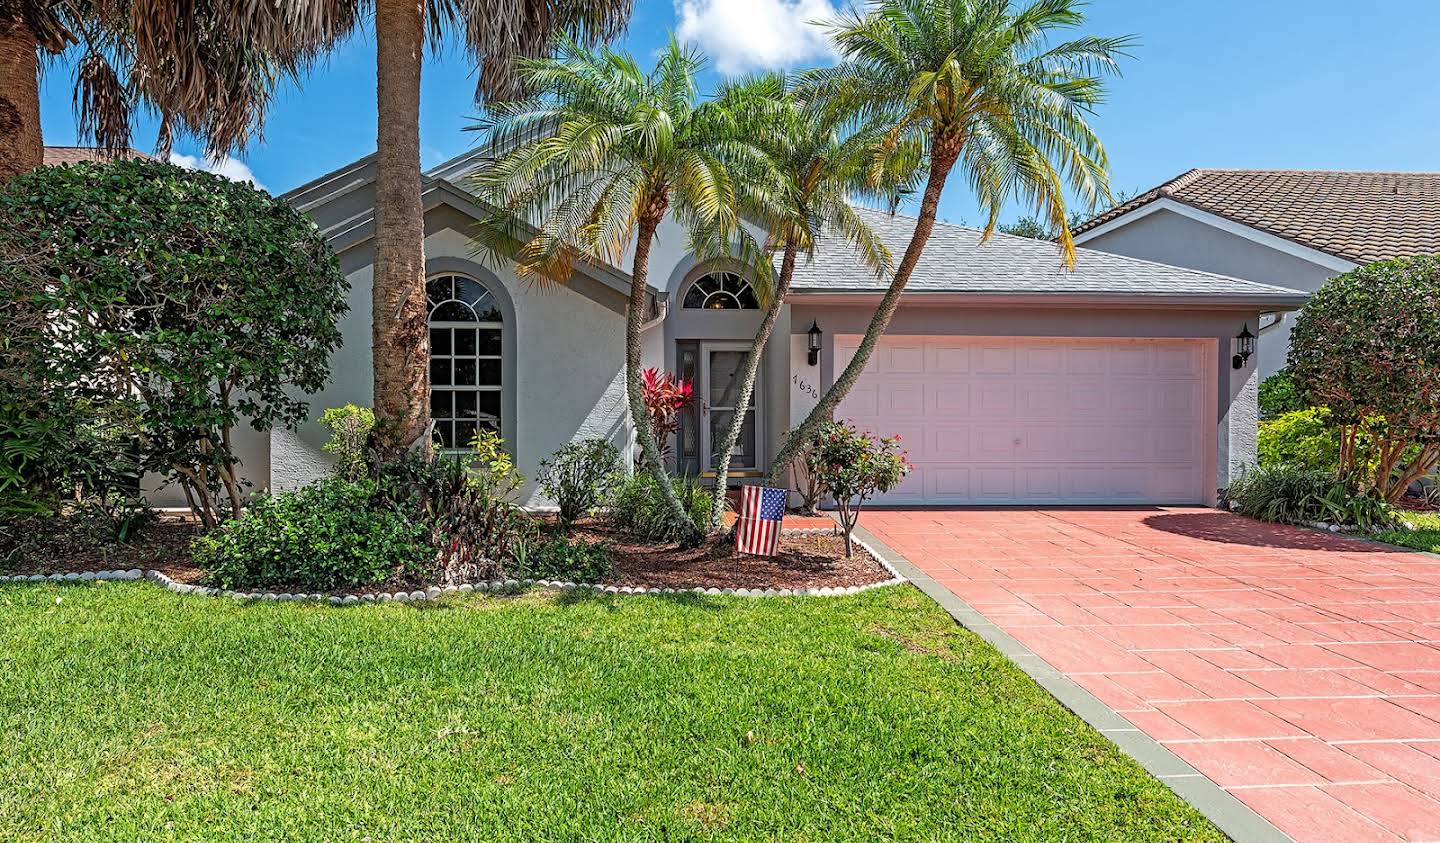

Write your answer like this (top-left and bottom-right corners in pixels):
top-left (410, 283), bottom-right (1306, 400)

top-left (700, 343), bottom-right (761, 472)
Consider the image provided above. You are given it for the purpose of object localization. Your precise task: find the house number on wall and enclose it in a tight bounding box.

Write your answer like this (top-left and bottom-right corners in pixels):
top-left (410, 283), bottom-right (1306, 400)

top-left (789, 335), bottom-right (823, 426)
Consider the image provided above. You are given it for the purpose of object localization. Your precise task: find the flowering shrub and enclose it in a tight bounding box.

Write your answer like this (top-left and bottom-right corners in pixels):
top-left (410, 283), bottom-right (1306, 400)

top-left (809, 421), bottom-right (912, 556)
top-left (640, 368), bottom-right (694, 464)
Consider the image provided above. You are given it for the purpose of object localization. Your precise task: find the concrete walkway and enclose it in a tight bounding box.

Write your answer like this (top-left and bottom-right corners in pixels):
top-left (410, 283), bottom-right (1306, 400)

top-left (863, 508), bottom-right (1440, 843)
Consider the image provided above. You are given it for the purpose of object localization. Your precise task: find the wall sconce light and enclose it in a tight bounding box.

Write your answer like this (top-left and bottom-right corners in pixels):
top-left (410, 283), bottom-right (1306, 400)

top-left (1232, 323), bottom-right (1255, 370)
top-left (807, 320), bottom-right (822, 366)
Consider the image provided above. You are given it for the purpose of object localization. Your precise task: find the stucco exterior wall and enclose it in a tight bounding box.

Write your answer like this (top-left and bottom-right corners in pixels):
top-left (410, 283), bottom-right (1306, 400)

top-left (1078, 208), bottom-right (1346, 377)
top-left (269, 225), bottom-right (630, 507)
top-left (785, 301), bottom-right (1264, 500)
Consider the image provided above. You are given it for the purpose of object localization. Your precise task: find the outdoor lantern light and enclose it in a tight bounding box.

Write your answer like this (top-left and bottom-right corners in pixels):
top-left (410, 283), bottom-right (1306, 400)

top-left (807, 320), bottom-right (822, 366)
top-left (1233, 323), bottom-right (1255, 369)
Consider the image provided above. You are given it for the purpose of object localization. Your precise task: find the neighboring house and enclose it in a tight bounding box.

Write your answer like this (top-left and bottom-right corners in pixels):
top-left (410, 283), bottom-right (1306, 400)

top-left (42, 145), bottom-right (152, 165)
top-left (1073, 169), bottom-right (1440, 378)
top-left (150, 149), bottom-right (1307, 510)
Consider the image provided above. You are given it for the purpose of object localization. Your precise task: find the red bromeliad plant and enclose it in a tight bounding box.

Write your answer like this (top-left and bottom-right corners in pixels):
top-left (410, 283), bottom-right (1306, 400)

top-left (640, 368), bottom-right (694, 465)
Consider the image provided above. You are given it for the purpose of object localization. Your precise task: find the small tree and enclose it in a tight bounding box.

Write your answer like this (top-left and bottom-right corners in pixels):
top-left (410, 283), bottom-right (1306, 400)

top-left (0, 159), bottom-right (346, 527)
top-left (1288, 256), bottom-right (1440, 502)
top-left (809, 421), bottom-right (912, 557)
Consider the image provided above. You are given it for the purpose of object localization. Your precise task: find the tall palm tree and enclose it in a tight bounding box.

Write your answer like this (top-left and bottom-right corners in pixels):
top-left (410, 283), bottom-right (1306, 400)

top-left (273, 0), bottom-right (633, 457)
top-left (0, 0), bottom-right (288, 179)
top-left (467, 37), bottom-right (773, 544)
top-left (702, 73), bottom-right (918, 531)
top-left (763, 0), bottom-right (1131, 487)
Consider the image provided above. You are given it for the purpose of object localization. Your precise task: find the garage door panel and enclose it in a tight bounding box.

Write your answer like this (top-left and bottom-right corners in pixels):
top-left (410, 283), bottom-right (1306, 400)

top-left (1110, 345), bottom-right (1153, 375)
top-left (836, 384), bottom-right (877, 418)
top-left (1021, 345), bottom-right (1064, 375)
top-left (1021, 468), bottom-right (1061, 500)
top-left (882, 382), bottom-right (926, 416)
top-left (883, 341), bottom-right (927, 373)
top-left (1156, 344), bottom-right (1204, 375)
top-left (1020, 383), bottom-right (1064, 415)
top-left (836, 336), bottom-right (1210, 505)
top-left (1015, 426), bottom-right (1064, 461)
top-left (975, 468), bottom-right (1016, 500)
top-left (974, 383), bottom-right (1016, 416)
top-left (976, 345), bottom-right (1016, 374)
top-left (1066, 380), bottom-right (1108, 416)
top-left (973, 427), bottom-right (1015, 460)
top-left (1066, 346), bottom-right (1108, 375)
top-left (933, 385), bottom-right (970, 414)
top-left (930, 425), bottom-right (970, 460)
top-left (927, 343), bottom-right (970, 373)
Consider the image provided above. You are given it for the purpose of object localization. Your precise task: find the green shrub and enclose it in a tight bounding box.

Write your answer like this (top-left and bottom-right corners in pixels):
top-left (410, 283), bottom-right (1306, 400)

top-left (1288, 255), bottom-right (1440, 501)
top-left (1222, 465), bottom-right (1398, 530)
top-left (0, 159), bottom-right (346, 527)
top-left (193, 478), bottom-right (431, 591)
top-left (320, 405), bottom-right (375, 482)
top-left (1258, 369), bottom-right (1304, 419)
top-left (1258, 408), bottom-right (1400, 477)
top-left (607, 472), bottom-right (713, 543)
top-left (371, 447), bottom-right (532, 585)
top-left (538, 439), bottom-right (624, 529)
top-left (1259, 408), bottom-right (1340, 470)
top-left (511, 535), bottom-right (614, 582)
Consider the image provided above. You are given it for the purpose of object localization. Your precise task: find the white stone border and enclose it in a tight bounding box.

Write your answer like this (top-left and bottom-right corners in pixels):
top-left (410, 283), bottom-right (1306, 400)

top-left (0, 528), bottom-right (906, 604)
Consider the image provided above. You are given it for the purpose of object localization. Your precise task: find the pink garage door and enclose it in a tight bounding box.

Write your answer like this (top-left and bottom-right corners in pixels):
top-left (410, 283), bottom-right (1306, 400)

top-left (834, 336), bottom-right (1215, 505)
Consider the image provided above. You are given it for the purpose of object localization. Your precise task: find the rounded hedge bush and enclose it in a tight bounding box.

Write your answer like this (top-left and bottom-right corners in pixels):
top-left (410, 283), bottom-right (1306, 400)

top-left (193, 479), bottom-right (432, 591)
top-left (1288, 256), bottom-right (1440, 500)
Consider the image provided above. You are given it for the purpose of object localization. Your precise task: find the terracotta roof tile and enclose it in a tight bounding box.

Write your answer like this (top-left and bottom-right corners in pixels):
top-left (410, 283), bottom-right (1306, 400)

top-left (1073, 169), bottom-right (1440, 265)
top-left (42, 146), bottom-right (153, 166)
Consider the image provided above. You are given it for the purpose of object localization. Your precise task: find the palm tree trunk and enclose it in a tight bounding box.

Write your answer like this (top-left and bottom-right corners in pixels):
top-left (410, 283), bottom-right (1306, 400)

top-left (764, 148), bottom-right (959, 487)
top-left (707, 242), bottom-right (798, 532)
top-left (628, 203), bottom-right (702, 546)
top-left (372, 0), bottom-right (430, 457)
top-left (0, 14), bottom-right (42, 180)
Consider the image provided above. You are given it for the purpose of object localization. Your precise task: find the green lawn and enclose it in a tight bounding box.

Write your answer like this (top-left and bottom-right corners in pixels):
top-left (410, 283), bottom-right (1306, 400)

top-left (1374, 510), bottom-right (1440, 552)
top-left (0, 582), bottom-right (1221, 842)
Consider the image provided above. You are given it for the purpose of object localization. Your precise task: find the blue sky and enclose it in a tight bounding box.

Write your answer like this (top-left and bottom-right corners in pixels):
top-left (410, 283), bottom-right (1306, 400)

top-left (38, 0), bottom-right (1440, 227)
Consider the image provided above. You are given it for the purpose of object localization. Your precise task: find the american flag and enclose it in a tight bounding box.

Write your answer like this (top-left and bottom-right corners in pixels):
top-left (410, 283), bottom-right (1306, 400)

top-left (736, 485), bottom-right (787, 556)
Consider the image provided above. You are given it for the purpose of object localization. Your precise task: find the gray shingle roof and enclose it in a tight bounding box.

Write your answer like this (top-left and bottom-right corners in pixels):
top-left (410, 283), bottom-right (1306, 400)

top-left (789, 206), bottom-right (1308, 304)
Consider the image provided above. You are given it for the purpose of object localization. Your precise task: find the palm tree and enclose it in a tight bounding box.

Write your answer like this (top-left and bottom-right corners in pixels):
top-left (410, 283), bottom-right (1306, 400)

top-left (467, 37), bottom-right (773, 544)
top-left (702, 73), bottom-right (917, 532)
top-left (762, 0), bottom-right (1131, 487)
top-left (0, 0), bottom-right (289, 179)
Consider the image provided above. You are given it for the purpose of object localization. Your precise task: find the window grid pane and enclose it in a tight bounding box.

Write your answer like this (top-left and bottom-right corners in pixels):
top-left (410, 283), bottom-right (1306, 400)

top-left (428, 273), bottom-right (503, 449)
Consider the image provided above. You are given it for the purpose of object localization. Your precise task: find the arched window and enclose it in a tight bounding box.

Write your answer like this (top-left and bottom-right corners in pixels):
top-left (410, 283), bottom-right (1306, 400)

top-left (682, 271), bottom-right (760, 310)
top-left (427, 273), bottom-right (502, 449)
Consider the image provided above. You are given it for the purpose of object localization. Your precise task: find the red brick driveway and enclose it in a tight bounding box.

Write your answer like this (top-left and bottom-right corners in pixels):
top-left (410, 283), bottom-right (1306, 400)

top-left (864, 507), bottom-right (1440, 843)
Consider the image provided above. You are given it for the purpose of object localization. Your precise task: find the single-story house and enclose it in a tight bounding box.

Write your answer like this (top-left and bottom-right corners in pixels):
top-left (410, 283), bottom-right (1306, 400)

top-left (153, 149), bottom-right (1309, 509)
top-left (1072, 169), bottom-right (1440, 377)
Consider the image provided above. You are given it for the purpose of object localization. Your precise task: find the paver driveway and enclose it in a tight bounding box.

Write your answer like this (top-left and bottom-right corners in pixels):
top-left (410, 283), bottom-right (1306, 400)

top-left (864, 507), bottom-right (1440, 843)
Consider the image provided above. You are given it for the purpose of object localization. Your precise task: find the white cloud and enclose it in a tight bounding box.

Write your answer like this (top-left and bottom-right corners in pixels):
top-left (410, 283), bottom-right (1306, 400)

top-left (169, 152), bottom-right (266, 192)
top-left (676, 0), bottom-right (840, 75)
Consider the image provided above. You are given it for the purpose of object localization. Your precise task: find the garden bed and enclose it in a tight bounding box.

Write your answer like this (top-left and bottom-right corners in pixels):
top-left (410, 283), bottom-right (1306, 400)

top-left (563, 522), bottom-right (890, 590)
top-left (2, 512), bottom-right (892, 595)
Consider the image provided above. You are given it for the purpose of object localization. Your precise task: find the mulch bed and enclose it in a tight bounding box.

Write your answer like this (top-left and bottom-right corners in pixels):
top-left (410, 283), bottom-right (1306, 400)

top-left (1, 513), bottom-right (206, 581)
top-left (566, 522), bottom-right (891, 590)
top-left (3, 513), bottom-right (892, 593)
